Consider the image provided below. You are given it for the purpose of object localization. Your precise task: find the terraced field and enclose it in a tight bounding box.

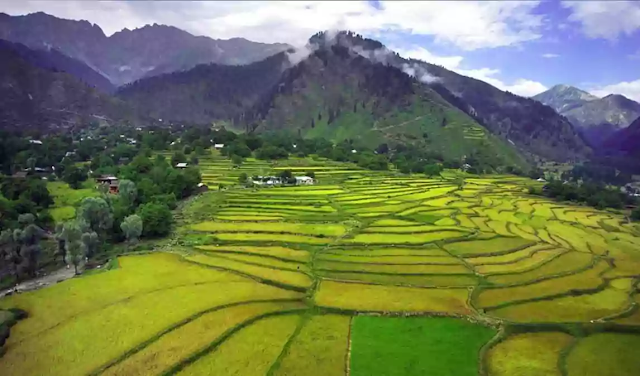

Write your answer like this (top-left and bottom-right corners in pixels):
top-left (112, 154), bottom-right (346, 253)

top-left (1, 155), bottom-right (639, 376)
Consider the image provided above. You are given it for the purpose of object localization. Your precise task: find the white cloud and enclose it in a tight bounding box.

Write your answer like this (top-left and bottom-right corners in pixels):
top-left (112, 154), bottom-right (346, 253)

top-left (563, 1), bottom-right (640, 40)
top-left (392, 46), bottom-right (463, 70)
top-left (542, 53), bottom-right (559, 58)
top-left (630, 51), bottom-right (640, 60)
top-left (392, 46), bottom-right (547, 97)
top-left (590, 79), bottom-right (640, 102)
top-left (1, 1), bottom-right (545, 49)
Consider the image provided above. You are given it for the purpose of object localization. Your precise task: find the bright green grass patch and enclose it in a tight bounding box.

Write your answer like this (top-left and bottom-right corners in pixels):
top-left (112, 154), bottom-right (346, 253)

top-left (424, 197), bottom-right (459, 206)
top-left (196, 245), bottom-right (310, 263)
top-left (206, 253), bottom-right (309, 273)
top-left (476, 260), bottom-right (610, 308)
top-left (465, 244), bottom-right (551, 265)
top-left (215, 215), bottom-right (284, 221)
top-left (317, 271), bottom-right (478, 287)
top-left (315, 260), bottom-right (471, 274)
top-left (444, 237), bottom-right (534, 256)
top-left (316, 254), bottom-right (461, 265)
top-left (435, 217), bottom-right (458, 226)
top-left (0, 281), bottom-right (299, 376)
top-left (487, 332), bottom-right (573, 376)
top-left (489, 279), bottom-right (634, 322)
top-left (486, 251), bottom-right (593, 285)
top-left (368, 219), bottom-right (420, 226)
top-left (354, 212), bottom-right (388, 218)
top-left (47, 181), bottom-right (98, 207)
top-left (351, 316), bottom-right (496, 376)
top-left (487, 220), bottom-right (513, 237)
top-left (344, 231), bottom-right (469, 244)
top-left (273, 315), bottom-right (350, 376)
top-left (186, 254), bottom-right (313, 289)
top-left (546, 221), bottom-right (607, 253)
top-left (212, 233), bottom-right (334, 245)
top-left (191, 221), bottom-right (346, 236)
top-left (102, 301), bottom-right (306, 376)
top-left (361, 224), bottom-right (468, 233)
top-left (47, 181), bottom-right (99, 222)
top-left (566, 333), bottom-right (640, 376)
top-left (175, 314), bottom-right (301, 376)
top-left (336, 197), bottom-right (388, 205)
top-left (345, 202), bottom-right (417, 214)
top-left (475, 249), bottom-right (564, 275)
top-left (314, 281), bottom-right (471, 314)
top-left (471, 217), bottom-right (493, 232)
top-left (226, 204), bottom-right (337, 213)
top-left (395, 186), bottom-right (458, 201)
top-left (254, 189), bottom-right (345, 195)
top-left (0, 253), bottom-right (243, 344)
top-left (49, 206), bottom-right (76, 222)
top-left (323, 246), bottom-right (449, 257)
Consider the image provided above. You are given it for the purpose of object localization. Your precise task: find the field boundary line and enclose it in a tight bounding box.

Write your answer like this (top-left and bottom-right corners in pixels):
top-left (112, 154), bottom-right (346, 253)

top-left (265, 312), bottom-right (310, 376)
top-left (90, 298), bottom-right (304, 376)
top-left (477, 325), bottom-right (505, 376)
top-left (345, 315), bottom-right (353, 376)
top-left (7, 279), bottom-right (246, 346)
top-left (196, 250), bottom-right (313, 274)
top-left (160, 310), bottom-right (306, 376)
top-left (182, 258), bottom-right (310, 292)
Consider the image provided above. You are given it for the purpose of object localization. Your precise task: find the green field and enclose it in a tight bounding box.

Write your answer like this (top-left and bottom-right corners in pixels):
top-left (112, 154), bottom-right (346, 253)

top-left (1, 154), bottom-right (639, 375)
top-left (351, 316), bottom-right (496, 376)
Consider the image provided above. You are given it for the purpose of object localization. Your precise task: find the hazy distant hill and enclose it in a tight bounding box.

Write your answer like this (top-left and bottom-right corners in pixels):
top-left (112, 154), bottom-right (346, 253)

top-left (533, 85), bottom-right (640, 146)
top-left (0, 41), bottom-right (136, 132)
top-left (0, 39), bottom-right (114, 92)
top-left (0, 12), bottom-right (290, 86)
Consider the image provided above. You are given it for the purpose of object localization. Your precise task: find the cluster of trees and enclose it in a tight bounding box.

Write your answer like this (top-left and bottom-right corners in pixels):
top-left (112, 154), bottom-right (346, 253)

top-left (532, 180), bottom-right (635, 210)
top-left (0, 177), bottom-right (53, 230)
top-left (97, 153), bottom-right (201, 241)
top-left (567, 163), bottom-right (632, 186)
top-left (52, 154), bottom-right (198, 274)
top-left (0, 214), bottom-right (45, 282)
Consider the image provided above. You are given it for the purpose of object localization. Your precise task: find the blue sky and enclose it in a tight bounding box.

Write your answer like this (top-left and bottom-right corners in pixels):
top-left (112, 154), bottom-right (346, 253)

top-left (3, 1), bottom-right (640, 100)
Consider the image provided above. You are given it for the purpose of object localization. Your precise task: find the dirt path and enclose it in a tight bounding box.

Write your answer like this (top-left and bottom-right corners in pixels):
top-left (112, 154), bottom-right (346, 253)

top-left (0, 267), bottom-right (76, 298)
top-left (373, 116), bottom-right (425, 131)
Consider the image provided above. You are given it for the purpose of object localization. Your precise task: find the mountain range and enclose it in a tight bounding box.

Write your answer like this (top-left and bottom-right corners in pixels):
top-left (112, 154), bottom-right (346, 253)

top-left (6, 11), bottom-right (637, 167)
top-left (0, 39), bottom-right (137, 132)
top-left (533, 85), bottom-right (640, 146)
top-left (0, 12), bottom-right (291, 86)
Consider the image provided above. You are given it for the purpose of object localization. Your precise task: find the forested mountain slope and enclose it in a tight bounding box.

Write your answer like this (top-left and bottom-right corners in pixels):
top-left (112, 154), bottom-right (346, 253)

top-left (116, 52), bottom-right (292, 126)
top-left (419, 64), bottom-right (590, 161)
top-left (0, 39), bottom-right (114, 93)
top-left (0, 42), bottom-right (137, 132)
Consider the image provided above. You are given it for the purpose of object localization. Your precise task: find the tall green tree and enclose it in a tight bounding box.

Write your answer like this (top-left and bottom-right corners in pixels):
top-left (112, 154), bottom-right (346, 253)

top-left (62, 220), bottom-right (86, 274)
top-left (118, 179), bottom-right (137, 209)
top-left (62, 165), bottom-right (88, 189)
top-left (120, 214), bottom-right (143, 244)
top-left (77, 197), bottom-right (113, 236)
top-left (137, 203), bottom-right (172, 238)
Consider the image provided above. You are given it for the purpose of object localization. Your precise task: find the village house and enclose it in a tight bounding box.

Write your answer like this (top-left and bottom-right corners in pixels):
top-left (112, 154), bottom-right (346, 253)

top-left (175, 162), bottom-right (188, 169)
top-left (96, 175), bottom-right (119, 194)
top-left (295, 176), bottom-right (315, 185)
top-left (251, 176), bottom-right (282, 186)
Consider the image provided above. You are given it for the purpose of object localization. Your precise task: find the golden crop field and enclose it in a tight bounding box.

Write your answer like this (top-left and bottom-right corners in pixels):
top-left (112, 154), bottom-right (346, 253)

top-left (1, 155), bottom-right (639, 376)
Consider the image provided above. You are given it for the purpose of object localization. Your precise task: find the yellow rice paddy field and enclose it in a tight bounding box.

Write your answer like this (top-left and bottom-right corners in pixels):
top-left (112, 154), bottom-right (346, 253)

top-left (1, 154), bottom-right (639, 376)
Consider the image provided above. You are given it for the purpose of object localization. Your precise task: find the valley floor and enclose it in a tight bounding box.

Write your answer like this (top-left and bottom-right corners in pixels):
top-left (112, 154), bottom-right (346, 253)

top-left (1, 155), bottom-right (639, 376)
